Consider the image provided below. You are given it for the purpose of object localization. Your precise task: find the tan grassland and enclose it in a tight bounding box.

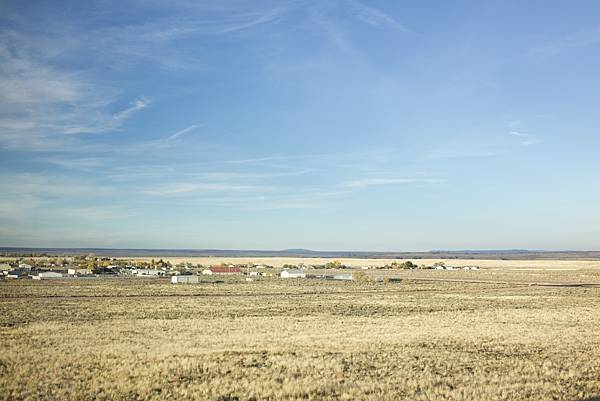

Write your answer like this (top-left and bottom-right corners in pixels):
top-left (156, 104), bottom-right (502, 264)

top-left (128, 256), bottom-right (600, 269)
top-left (1, 264), bottom-right (600, 401)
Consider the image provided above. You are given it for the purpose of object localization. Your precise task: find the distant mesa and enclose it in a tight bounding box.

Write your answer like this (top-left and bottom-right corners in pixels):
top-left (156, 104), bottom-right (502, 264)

top-left (281, 248), bottom-right (315, 253)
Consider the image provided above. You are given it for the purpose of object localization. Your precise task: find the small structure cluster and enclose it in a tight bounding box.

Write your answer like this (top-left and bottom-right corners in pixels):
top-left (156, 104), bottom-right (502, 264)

top-left (1, 255), bottom-right (481, 284)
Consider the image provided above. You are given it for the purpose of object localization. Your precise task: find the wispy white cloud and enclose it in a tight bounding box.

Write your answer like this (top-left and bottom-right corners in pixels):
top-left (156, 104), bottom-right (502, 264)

top-left (509, 131), bottom-right (541, 146)
top-left (190, 186), bottom-right (353, 211)
top-left (0, 33), bottom-right (82, 107)
top-left (143, 182), bottom-right (268, 196)
top-left (41, 157), bottom-right (105, 170)
top-left (224, 156), bottom-right (284, 164)
top-left (0, 172), bottom-right (125, 229)
top-left (341, 177), bottom-right (443, 189)
top-left (112, 97), bottom-right (151, 124)
top-left (125, 124), bottom-right (204, 151)
top-left (57, 206), bottom-right (133, 221)
top-left (309, 6), bottom-right (358, 57)
top-left (348, 0), bottom-right (408, 32)
top-left (0, 1), bottom-right (410, 152)
top-left (134, 7), bottom-right (285, 38)
top-left (307, 1), bottom-right (407, 57)
top-left (198, 169), bottom-right (313, 180)
top-left (223, 149), bottom-right (393, 166)
top-left (0, 31), bottom-right (150, 150)
top-left (0, 173), bottom-right (116, 198)
top-left (0, 197), bottom-right (42, 218)
top-left (211, 8), bottom-right (284, 35)
top-left (105, 162), bottom-right (311, 182)
top-left (165, 124), bottom-right (202, 141)
top-left (425, 149), bottom-right (496, 160)
top-left (85, 5), bottom-right (289, 70)
top-left (59, 96), bottom-right (152, 135)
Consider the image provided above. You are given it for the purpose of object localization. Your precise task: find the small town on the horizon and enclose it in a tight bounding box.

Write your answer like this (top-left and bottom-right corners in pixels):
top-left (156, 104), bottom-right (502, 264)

top-left (2, 251), bottom-right (484, 282)
top-left (4, 246), bottom-right (600, 283)
top-left (2, 247), bottom-right (600, 279)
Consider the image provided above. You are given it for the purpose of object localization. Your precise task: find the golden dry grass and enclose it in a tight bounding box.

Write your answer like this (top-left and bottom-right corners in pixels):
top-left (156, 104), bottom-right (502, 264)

top-left (127, 256), bottom-right (600, 270)
top-left (1, 269), bottom-right (599, 401)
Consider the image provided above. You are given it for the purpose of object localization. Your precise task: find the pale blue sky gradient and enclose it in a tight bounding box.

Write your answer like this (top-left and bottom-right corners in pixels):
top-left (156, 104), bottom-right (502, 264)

top-left (1, 1), bottom-right (600, 250)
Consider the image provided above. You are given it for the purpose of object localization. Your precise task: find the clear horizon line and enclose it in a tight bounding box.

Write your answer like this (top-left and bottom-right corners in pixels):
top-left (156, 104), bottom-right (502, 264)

top-left (0, 246), bottom-right (597, 254)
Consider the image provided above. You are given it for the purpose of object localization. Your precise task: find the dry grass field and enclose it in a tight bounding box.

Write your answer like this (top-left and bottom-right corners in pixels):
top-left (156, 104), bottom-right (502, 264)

top-left (128, 256), bottom-right (600, 270)
top-left (1, 265), bottom-right (600, 401)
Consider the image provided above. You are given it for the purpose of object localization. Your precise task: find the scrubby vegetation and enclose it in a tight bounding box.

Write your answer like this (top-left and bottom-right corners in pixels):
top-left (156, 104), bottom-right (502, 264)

top-left (1, 270), bottom-right (599, 400)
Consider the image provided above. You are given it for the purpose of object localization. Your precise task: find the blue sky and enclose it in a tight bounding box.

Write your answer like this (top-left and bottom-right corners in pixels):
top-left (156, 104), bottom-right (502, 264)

top-left (1, 1), bottom-right (600, 250)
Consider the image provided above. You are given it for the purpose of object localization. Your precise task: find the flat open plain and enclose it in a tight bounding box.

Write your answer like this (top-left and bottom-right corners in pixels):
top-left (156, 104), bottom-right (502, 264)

top-left (1, 261), bottom-right (599, 401)
top-left (128, 256), bottom-right (600, 269)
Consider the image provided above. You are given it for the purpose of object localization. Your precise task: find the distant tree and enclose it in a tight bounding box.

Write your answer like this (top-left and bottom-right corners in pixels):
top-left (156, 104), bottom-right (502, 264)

top-left (85, 259), bottom-right (96, 271)
top-left (325, 260), bottom-right (343, 269)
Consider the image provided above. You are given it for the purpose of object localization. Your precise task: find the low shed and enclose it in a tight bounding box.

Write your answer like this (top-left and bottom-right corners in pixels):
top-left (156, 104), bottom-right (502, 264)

top-left (68, 268), bottom-right (92, 276)
top-left (34, 271), bottom-right (63, 280)
top-left (333, 273), bottom-right (353, 281)
top-left (280, 269), bottom-right (306, 279)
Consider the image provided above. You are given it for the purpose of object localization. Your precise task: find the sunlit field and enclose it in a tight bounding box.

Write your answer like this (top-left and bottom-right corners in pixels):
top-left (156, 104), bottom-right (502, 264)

top-left (128, 256), bottom-right (600, 269)
top-left (1, 266), bottom-right (600, 401)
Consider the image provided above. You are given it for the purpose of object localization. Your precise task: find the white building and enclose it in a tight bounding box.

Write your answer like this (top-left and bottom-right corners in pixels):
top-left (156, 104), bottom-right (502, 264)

top-left (333, 273), bottom-right (353, 281)
top-left (33, 271), bottom-right (63, 280)
top-left (68, 268), bottom-right (92, 276)
top-left (171, 275), bottom-right (199, 284)
top-left (18, 263), bottom-right (32, 271)
top-left (433, 264), bottom-right (457, 270)
top-left (280, 269), bottom-right (306, 279)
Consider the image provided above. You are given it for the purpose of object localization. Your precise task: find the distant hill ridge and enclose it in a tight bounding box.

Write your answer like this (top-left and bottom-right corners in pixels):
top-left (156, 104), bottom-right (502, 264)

top-left (1, 247), bottom-right (600, 260)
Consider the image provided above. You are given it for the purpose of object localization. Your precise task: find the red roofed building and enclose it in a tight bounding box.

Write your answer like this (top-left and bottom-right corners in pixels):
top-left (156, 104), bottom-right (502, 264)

top-left (202, 266), bottom-right (242, 275)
